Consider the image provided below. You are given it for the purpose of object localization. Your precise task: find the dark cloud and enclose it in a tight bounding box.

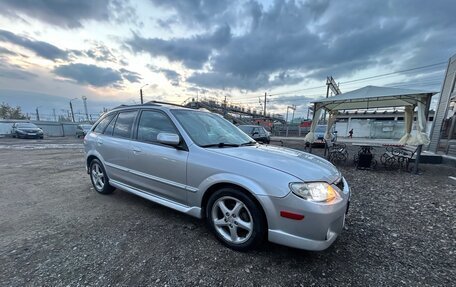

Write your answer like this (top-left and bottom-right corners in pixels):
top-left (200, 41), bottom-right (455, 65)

top-left (142, 0), bottom-right (455, 92)
top-left (188, 71), bottom-right (303, 90)
top-left (0, 46), bottom-right (18, 56)
top-left (119, 68), bottom-right (142, 83)
top-left (0, 61), bottom-right (37, 80)
top-left (127, 25), bottom-right (231, 69)
top-left (0, 0), bottom-right (138, 29)
top-left (53, 63), bottom-right (123, 87)
top-left (0, 29), bottom-right (68, 60)
top-left (149, 0), bottom-right (234, 27)
top-left (148, 65), bottom-right (181, 86)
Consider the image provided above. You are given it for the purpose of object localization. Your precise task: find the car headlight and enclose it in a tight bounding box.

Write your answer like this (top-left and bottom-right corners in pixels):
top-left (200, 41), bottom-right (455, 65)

top-left (289, 182), bottom-right (338, 202)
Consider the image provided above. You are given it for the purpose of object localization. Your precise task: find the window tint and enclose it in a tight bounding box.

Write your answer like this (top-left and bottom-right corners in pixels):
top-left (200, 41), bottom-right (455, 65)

top-left (104, 114), bottom-right (117, 135)
top-left (137, 110), bottom-right (177, 143)
top-left (94, 113), bottom-right (115, 133)
top-left (113, 111), bottom-right (137, 138)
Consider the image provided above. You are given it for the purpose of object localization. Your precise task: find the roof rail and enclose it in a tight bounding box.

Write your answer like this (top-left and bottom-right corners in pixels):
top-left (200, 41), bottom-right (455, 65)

top-left (145, 100), bottom-right (185, 108)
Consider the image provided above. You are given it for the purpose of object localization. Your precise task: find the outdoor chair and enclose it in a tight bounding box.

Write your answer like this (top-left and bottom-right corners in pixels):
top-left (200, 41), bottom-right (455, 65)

top-left (380, 146), bottom-right (417, 171)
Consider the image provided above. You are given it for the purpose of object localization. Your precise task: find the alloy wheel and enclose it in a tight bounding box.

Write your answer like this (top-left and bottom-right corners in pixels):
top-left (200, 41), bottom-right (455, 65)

top-left (91, 162), bottom-right (105, 191)
top-left (211, 196), bottom-right (253, 244)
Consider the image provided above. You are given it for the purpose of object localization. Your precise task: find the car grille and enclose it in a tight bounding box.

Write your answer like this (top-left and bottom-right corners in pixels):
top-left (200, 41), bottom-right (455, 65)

top-left (335, 178), bottom-right (344, 191)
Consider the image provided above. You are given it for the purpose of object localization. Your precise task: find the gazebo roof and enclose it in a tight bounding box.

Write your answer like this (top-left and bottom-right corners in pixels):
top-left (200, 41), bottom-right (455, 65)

top-left (313, 85), bottom-right (437, 111)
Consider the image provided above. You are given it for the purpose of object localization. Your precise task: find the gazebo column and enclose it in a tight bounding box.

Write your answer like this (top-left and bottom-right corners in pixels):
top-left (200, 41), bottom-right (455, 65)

top-left (413, 94), bottom-right (432, 174)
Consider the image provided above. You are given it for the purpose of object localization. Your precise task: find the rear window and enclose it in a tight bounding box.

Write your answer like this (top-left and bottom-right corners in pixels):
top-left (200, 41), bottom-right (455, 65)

top-left (93, 113), bottom-right (115, 133)
top-left (239, 126), bottom-right (253, 133)
top-left (113, 111), bottom-right (137, 138)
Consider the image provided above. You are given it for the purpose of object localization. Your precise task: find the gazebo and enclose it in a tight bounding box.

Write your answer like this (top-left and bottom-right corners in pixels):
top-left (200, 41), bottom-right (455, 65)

top-left (304, 85), bottom-right (438, 173)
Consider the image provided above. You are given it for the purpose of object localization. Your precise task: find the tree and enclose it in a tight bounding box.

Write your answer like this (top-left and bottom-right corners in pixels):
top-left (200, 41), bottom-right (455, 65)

top-left (0, 102), bottom-right (28, 119)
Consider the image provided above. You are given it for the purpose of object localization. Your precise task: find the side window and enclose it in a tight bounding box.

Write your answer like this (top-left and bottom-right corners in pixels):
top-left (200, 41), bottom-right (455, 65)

top-left (253, 127), bottom-right (260, 135)
top-left (113, 111), bottom-right (137, 138)
top-left (94, 114), bottom-right (115, 133)
top-left (137, 110), bottom-right (178, 143)
top-left (104, 114), bottom-right (118, 136)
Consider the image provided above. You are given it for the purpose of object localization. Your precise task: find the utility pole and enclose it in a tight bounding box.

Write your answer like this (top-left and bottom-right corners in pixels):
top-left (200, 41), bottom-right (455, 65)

top-left (263, 92), bottom-right (267, 117)
top-left (36, 107), bottom-right (40, 121)
top-left (82, 96), bottom-right (89, 121)
top-left (69, 98), bottom-right (77, 123)
top-left (52, 108), bottom-right (56, 122)
top-left (223, 95), bottom-right (227, 116)
top-left (140, 83), bottom-right (148, 104)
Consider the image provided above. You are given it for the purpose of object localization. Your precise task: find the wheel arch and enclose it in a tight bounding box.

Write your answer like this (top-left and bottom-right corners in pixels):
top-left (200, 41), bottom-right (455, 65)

top-left (200, 182), bottom-right (269, 232)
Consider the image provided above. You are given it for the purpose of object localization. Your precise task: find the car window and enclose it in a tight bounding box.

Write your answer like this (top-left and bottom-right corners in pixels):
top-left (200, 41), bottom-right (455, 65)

top-left (137, 110), bottom-right (178, 143)
top-left (253, 127), bottom-right (260, 134)
top-left (104, 114), bottom-right (118, 136)
top-left (93, 113), bottom-right (115, 133)
top-left (259, 128), bottom-right (266, 136)
top-left (239, 126), bottom-right (254, 134)
top-left (113, 110), bottom-right (137, 138)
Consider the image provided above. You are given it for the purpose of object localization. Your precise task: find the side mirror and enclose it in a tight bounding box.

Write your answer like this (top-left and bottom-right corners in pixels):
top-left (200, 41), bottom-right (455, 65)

top-left (157, 132), bottom-right (180, 146)
top-left (334, 131), bottom-right (338, 134)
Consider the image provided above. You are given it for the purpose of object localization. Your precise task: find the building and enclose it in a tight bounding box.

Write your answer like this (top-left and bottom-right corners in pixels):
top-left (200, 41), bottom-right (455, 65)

top-left (429, 53), bottom-right (456, 156)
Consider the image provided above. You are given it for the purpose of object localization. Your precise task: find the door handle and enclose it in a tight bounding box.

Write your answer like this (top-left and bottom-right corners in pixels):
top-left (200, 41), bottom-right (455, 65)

top-left (132, 147), bottom-right (142, 153)
top-left (97, 139), bottom-right (103, 145)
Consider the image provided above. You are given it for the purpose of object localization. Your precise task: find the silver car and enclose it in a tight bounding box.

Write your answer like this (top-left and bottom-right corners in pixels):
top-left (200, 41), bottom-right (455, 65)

top-left (84, 103), bottom-right (350, 251)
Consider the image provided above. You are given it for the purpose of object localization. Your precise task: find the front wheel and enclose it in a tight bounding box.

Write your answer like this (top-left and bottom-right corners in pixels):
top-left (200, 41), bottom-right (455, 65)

top-left (206, 188), bottom-right (266, 251)
top-left (89, 159), bottom-right (114, 194)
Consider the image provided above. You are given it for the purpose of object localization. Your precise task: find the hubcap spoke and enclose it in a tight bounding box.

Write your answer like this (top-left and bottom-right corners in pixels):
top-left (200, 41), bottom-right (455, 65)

top-left (231, 202), bottom-right (243, 216)
top-left (217, 201), bottom-right (230, 215)
top-left (229, 226), bottom-right (239, 242)
top-left (236, 219), bottom-right (252, 232)
top-left (214, 218), bottom-right (229, 227)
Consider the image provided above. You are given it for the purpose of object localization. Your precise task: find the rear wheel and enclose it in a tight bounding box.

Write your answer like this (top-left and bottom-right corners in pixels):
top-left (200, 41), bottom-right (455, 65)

top-left (206, 188), bottom-right (266, 251)
top-left (89, 159), bottom-right (114, 194)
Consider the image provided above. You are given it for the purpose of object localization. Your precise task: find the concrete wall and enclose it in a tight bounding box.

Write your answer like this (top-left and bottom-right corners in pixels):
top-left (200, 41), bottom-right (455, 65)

top-left (0, 120), bottom-right (82, 137)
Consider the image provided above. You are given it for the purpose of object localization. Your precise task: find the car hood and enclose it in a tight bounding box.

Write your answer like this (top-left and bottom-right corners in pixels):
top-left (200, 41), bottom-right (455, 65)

top-left (208, 145), bottom-right (341, 183)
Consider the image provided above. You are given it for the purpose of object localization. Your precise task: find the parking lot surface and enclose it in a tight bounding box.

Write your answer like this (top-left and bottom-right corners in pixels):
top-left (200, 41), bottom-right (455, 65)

top-left (0, 137), bottom-right (455, 286)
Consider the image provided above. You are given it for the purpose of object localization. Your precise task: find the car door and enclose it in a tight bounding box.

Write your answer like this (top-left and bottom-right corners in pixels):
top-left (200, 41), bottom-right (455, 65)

top-left (95, 110), bottom-right (138, 187)
top-left (252, 127), bottom-right (260, 140)
top-left (128, 109), bottom-right (189, 205)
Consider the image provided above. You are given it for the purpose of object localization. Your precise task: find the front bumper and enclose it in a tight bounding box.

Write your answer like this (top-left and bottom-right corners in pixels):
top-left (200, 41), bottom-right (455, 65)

top-left (258, 177), bottom-right (350, 251)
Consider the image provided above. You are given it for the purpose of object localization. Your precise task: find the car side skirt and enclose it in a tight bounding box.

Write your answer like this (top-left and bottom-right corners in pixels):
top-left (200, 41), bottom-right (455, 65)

top-left (109, 179), bottom-right (202, 218)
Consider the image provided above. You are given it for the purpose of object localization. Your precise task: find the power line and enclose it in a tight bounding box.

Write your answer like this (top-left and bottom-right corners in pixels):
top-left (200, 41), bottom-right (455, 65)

top-left (340, 61), bottom-right (446, 84)
top-left (266, 61), bottom-right (447, 96)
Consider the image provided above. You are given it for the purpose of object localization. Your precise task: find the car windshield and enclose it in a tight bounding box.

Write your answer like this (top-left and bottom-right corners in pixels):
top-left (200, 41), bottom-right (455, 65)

top-left (172, 110), bottom-right (253, 147)
top-left (315, 126), bottom-right (326, 133)
top-left (16, 123), bottom-right (38, 128)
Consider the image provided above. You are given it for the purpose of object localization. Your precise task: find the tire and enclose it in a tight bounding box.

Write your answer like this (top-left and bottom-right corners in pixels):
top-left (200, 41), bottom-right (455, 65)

top-left (206, 188), bottom-right (266, 251)
top-left (89, 159), bottom-right (115, 194)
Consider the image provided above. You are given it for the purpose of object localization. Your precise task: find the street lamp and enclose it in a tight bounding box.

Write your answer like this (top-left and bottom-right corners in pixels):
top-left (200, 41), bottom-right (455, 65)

top-left (140, 84), bottom-right (148, 104)
top-left (69, 98), bottom-right (78, 122)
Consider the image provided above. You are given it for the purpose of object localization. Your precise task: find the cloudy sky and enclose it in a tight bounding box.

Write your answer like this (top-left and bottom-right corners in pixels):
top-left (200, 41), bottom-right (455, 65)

top-left (0, 0), bottom-right (454, 120)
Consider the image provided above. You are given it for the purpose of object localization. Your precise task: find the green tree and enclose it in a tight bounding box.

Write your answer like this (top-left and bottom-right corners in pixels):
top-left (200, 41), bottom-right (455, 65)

top-left (0, 102), bottom-right (28, 119)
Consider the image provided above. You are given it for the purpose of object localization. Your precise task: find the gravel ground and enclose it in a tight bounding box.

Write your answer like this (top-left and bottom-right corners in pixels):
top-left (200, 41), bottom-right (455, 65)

top-left (0, 137), bottom-right (455, 286)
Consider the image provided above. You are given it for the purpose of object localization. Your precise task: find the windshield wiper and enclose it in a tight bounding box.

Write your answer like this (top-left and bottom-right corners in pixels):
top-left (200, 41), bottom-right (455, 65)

top-left (200, 143), bottom-right (240, 148)
top-left (240, 141), bottom-right (257, 146)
